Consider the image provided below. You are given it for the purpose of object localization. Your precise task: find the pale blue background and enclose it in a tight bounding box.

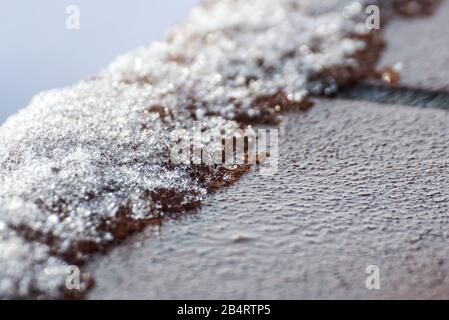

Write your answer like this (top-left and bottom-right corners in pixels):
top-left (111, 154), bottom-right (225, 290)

top-left (0, 1), bottom-right (198, 124)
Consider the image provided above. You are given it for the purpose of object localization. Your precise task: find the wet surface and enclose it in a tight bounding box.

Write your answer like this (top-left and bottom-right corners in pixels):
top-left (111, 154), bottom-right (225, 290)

top-left (88, 99), bottom-right (449, 299)
top-left (0, 0), bottom-right (447, 299)
top-left (0, 0), bottom-right (389, 298)
top-left (338, 84), bottom-right (449, 110)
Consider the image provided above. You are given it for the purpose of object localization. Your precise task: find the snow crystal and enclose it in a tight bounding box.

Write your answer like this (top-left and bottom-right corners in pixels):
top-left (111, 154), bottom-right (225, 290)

top-left (0, 0), bottom-right (394, 298)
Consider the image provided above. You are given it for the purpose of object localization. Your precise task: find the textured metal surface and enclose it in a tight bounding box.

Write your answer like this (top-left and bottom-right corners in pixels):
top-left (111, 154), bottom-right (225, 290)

top-left (338, 84), bottom-right (449, 110)
top-left (0, 0), bottom-right (381, 298)
top-left (379, 0), bottom-right (449, 91)
top-left (87, 99), bottom-right (449, 299)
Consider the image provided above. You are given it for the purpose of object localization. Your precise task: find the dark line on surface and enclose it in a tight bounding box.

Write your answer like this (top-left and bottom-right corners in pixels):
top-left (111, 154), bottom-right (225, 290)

top-left (337, 84), bottom-right (449, 110)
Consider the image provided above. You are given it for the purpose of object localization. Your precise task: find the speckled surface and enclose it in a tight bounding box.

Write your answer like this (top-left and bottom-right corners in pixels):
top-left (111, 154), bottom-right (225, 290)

top-left (0, 0), bottom-right (381, 298)
top-left (1, 0), bottom-right (395, 299)
top-left (87, 99), bottom-right (449, 299)
top-left (0, 0), bottom-right (447, 299)
top-left (379, 0), bottom-right (449, 91)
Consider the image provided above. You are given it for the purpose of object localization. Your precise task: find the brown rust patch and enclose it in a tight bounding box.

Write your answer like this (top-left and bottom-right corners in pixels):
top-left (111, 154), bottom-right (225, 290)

top-left (393, 0), bottom-right (442, 17)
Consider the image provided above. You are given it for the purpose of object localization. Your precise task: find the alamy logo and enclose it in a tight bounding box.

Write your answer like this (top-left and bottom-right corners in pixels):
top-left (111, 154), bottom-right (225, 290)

top-left (170, 122), bottom-right (278, 175)
top-left (65, 265), bottom-right (81, 290)
top-left (365, 5), bottom-right (381, 30)
top-left (365, 265), bottom-right (381, 290)
top-left (44, 265), bottom-right (81, 290)
top-left (342, 3), bottom-right (380, 30)
top-left (65, 5), bottom-right (81, 30)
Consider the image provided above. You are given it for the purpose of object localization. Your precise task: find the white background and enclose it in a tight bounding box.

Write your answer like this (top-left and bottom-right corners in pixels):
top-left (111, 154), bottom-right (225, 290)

top-left (0, 0), bottom-right (198, 124)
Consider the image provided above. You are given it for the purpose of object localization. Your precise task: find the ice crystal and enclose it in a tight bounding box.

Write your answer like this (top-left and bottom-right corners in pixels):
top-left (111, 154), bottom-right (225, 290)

top-left (0, 0), bottom-right (390, 298)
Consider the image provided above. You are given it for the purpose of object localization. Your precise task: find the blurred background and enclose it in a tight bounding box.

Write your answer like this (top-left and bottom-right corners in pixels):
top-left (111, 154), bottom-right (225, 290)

top-left (0, 0), bottom-right (198, 124)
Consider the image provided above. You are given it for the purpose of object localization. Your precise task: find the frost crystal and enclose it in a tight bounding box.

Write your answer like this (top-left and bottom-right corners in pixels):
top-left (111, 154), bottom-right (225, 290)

top-left (0, 0), bottom-right (389, 298)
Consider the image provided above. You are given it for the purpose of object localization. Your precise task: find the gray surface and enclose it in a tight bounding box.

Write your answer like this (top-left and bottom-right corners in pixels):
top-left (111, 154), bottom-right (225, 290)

top-left (87, 99), bottom-right (449, 299)
top-left (379, 0), bottom-right (449, 91)
top-left (338, 85), bottom-right (449, 110)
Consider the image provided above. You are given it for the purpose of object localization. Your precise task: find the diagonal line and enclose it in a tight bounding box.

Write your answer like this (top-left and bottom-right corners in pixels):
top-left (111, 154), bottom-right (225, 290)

top-left (337, 84), bottom-right (449, 110)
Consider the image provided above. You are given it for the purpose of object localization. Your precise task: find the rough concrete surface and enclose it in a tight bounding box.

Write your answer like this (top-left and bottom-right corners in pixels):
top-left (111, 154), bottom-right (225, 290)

top-left (1, 0), bottom-right (448, 300)
top-left (379, 0), bottom-right (449, 91)
top-left (87, 99), bottom-right (449, 299)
